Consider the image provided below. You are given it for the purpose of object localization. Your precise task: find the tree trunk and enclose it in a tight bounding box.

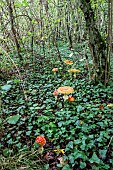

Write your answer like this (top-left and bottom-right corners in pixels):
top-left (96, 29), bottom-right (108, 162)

top-left (80, 0), bottom-right (109, 84)
top-left (106, 0), bottom-right (112, 84)
top-left (108, 0), bottom-right (112, 52)
top-left (65, 1), bottom-right (73, 49)
top-left (6, 0), bottom-right (22, 60)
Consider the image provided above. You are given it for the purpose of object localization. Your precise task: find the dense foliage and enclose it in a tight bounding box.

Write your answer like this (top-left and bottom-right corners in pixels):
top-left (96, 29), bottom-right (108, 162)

top-left (0, 42), bottom-right (113, 169)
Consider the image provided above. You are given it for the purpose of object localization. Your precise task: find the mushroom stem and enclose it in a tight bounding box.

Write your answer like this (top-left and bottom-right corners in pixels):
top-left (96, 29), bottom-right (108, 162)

top-left (55, 96), bottom-right (57, 100)
top-left (74, 73), bottom-right (76, 78)
top-left (38, 146), bottom-right (44, 154)
top-left (63, 94), bottom-right (68, 101)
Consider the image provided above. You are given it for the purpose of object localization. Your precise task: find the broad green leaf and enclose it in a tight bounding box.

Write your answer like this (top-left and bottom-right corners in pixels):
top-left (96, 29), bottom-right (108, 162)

top-left (73, 151), bottom-right (87, 160)
top-left (68, 155), bottom-right (75, 164)
top-left (66, 141), bottom-right (74, 149)
top-left (107, 103), bottom-right (113, 107)
top-left (13, 79), bottom-right (20, 83)
top-left (3, 149), bottom-right (12, 157)
top-left (80, 162), bottom-right (86, 169)
top-left (89, 152), bottom-right (100, 164)
top-left (62, 164), bottom-right (71, 170)
top-left (99, 149), bottom-right (107, 158)
top-left (26, 131), bottom-right (31, 136)
top-left (49, 122), bottom-right (57, 128)
top-left (1, 84), bottom-right (11, 91)
top-left (27, 32), bottom-right (32, 36)
top-left (76, 105), bottom-right (83, 112)
top-left (33, 142), bottom-right (40, 149)
top-left (58, 121), bottom-right (63, 127)
top-left (7, 114), bottom-right (20, 124)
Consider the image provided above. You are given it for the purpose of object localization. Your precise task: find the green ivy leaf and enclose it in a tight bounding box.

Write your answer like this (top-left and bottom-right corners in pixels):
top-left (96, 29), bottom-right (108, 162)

top-left (58, 121), bottom-right (63, 127)
top-left (7, 114), bottom-right (20, 124)
top-left (80, 162), bottom-right (86, 169)
top-left (99, 149), bottom-right (107, 159)
top-left (13, 79), bottom-right (20, 83)
top-left (49, 122), bottom-right (57, 128)
top-left (62, 164), bottom-right (71, 170)
top-left (89, 152), bottom-right (100, 164)
top-left (66, 141), bottom-right (74, 149)
top-left (76, 105), bottom-right (83, 112)
top-left (69, 155), bottom-right (75, 164)
top-left (26, 131), bottom-right (31, 136)
top-left (3, 148), bottom-right (12, 157)
top-left (33, 142), bottom-right (40, 149)
top-left (1, 84), bottom-right (11, 91)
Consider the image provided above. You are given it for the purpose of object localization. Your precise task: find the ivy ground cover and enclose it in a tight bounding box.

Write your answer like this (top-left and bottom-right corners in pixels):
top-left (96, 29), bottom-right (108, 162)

top-left (0, 44), bottom-right (113, 170)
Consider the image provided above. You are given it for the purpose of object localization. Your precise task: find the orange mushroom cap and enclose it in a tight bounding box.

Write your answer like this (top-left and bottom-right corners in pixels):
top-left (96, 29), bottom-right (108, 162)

top-left (68, 96), bottom-right (75, 102)
top-left (57, 86), bottom-right (74, 95)
top-left (64, 60), bottom-right (73, 65)
top-left (52, 68), bottom-right (58, 72)
top-left (68, 69), bottom-right (81, 73)
top-left (53, 90), bottom-right (59, 96)
top-left (36, 136), bottom-right (46, 146)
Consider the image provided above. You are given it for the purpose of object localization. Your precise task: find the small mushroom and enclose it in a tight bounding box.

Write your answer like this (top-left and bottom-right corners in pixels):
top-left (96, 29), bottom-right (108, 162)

top-left (36, 136), bottom-right (46, 154)
top-left (64, 60), bottom-right (73, 65)
top-left (53, 90), bottom-right (59, 100)
top-left (52, 68), bottom-right (58, 74)
top-left (57, 86), bottom-right (74, 101)
top-left (68, 96), bottom-right (75, 102)
top-left (68, 69), bottom-right (81, 78)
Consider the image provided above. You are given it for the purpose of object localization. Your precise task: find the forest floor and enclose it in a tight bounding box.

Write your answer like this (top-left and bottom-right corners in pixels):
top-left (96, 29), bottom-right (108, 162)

top-left (0, 43), bottom-right (113, 170)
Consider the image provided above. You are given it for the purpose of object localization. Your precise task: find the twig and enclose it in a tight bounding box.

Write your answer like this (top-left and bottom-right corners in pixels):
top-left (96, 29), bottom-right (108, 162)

top-left (107, 136), bottom-right (113, 149)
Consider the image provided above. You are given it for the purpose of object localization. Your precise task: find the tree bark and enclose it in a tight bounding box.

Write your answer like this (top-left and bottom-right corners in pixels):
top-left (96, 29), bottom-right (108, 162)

top-left (65, 1), bottom-right (73, 49)
top-left (6, 0), bottom-right (22, 60)
top-left (108, 0), bottom-right (112, 52)
top-left (80, 0), bottom-right (109, 84)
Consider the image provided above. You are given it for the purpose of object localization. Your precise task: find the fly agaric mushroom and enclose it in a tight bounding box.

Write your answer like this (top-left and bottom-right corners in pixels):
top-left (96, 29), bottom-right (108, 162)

top-left (57, 86), bottom-right (74, 101)
top-left (68, 69), bottom-right (81, 78)
top-left (68, 96), bottom-right (75, 102)
top-left (36, 136), bottom-right (46, 153)
top-left (64, 60), bottom-right (73, 65)
top-left (53, 90), bottom-right (59, 100)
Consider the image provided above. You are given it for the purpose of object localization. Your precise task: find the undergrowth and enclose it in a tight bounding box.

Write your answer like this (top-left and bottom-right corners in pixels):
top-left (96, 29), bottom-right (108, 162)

top-left (0, 42), bottom-right (113, 170)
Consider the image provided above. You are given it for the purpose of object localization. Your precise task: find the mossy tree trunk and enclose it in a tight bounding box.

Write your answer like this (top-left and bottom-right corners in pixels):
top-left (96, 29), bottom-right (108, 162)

top-left (80, 0), bottom-right (109, 84)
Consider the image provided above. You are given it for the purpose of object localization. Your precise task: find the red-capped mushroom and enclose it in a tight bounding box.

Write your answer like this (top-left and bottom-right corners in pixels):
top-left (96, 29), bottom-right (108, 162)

top-left (36, 136), bottom-right (46, 146)
top-left (68, 96), bottom-right (75, 102)
top-left (36, 136), bottom-right (46, 153)
top-left (53, 90), bottom-right (59, 100)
